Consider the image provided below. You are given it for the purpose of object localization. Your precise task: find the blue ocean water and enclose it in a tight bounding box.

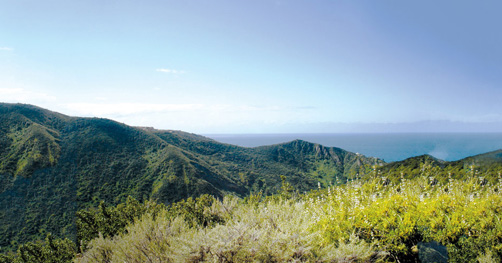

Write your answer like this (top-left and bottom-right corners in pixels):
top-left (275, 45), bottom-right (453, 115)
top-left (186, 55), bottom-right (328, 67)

top-left (205, 133), bottom-right (502, 162)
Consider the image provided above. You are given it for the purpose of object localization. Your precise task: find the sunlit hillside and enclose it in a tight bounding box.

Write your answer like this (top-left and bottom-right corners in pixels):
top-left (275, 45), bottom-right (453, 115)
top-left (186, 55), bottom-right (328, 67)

top-left (2, 168), bottom-right (500, 263)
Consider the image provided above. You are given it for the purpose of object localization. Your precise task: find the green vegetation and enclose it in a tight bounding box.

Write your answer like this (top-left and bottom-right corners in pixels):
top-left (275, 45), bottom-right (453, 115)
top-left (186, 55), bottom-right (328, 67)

top-left (377, 152), bottom-right (502, 183)
top-left (0, 234), bottom-right (76, 263)
top-left (2, 171), bottom-right (502, 262)
top-left (0, 195), bottom-right (239, 263)
top-left (77, 195), bottom-right (381, 263)
top-left (310, 174), bottom-right (502, 262)
top-left (1, 103), bottom-right (502, 262)
top-left (76, 196), bottom-right (166, 251)
top-left (0, 123), bottom-right (60, 177)
top-left (0, 103), bottom-right (378, 250)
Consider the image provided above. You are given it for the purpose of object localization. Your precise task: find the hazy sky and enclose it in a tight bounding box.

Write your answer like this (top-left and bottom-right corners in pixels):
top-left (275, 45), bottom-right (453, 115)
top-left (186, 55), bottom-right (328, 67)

top-left (1, 1), bottom-right (502, 133)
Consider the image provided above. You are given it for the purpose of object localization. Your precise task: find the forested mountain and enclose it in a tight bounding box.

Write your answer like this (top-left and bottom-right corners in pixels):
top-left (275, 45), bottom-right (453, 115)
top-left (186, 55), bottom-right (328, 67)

top-left (1, 103), bottom-right (501, 253)
top-left (0, 103), bottom-right (380, 250)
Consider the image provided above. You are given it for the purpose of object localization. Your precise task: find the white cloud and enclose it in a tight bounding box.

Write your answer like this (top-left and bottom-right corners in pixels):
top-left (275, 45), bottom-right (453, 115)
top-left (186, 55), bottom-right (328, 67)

top-left (59, 103), bottom-right (292, 131)
top-left (63, 103), bottom-right (204, 116)
top-left (156, 68), bottom-right (186, 74)
top-left (0, 88), bottom-right (56, 103)
top-left (0, 47), bottom-right (13, 51)
top-left (56, 102), bottom-right (323, 133)
top-left (0, 88), bottom-right (24, 94)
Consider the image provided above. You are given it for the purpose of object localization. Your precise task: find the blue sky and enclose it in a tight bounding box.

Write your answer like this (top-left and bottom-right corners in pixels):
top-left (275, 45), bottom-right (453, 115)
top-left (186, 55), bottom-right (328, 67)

top-left (1, 0), bottom-right (501, 133)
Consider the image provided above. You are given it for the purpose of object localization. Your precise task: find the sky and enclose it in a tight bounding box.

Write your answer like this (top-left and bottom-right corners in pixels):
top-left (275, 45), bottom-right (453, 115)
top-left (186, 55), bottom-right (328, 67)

top-left (1, 0), bottom-right (502, 134)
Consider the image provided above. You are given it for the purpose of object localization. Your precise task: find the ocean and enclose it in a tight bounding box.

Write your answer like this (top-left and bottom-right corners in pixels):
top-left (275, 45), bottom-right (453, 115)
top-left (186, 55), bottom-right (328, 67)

top-left (205, 133), bottom-right (502, 162)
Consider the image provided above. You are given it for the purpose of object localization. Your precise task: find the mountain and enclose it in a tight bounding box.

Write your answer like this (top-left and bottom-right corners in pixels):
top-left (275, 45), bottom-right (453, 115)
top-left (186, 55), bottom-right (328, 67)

top-left (378, 150), bottom-right (502, 182)
top-left (0, 103), bottom-right (381, 250)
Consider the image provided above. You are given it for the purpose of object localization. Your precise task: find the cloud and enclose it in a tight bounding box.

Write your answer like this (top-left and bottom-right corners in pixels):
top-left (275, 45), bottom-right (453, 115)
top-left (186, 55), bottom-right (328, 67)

top-left (63, 103), bottom-right (204, 116)
top-left (58, 102), bottom-right (322, 133)
top-left (294, 106), bottom-right (317, 110)
top-left (0, 88), bottom-right (56, 102)
top-left (0, 47), bottom-right (13, 51)
top-left (428, 147), bottom-right (449, 161)
top-left (156, 68), bottom-right (186, 74)
top-left (0, 88), bottom-right (24, 94)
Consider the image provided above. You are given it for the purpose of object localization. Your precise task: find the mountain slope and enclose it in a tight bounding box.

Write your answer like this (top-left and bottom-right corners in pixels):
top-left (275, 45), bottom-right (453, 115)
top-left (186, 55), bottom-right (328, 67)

top-left (0, 103), bottom-right (381, 250)
top-left (378, 150), bottom-right (502, 182)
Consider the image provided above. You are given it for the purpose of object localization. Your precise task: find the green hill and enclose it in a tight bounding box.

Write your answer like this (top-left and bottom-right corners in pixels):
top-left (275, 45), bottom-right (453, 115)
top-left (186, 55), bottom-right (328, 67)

top-left (2, 103), bottom-right (501, 253)
top-left (0, 103), bottom-right (381, 250)
top-left (378, 150), bottom-right (502, 183)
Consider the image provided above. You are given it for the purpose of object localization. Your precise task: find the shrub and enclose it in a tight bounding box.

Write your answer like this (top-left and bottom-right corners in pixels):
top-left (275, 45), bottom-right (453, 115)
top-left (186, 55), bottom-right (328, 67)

top-left (76, 196), bottom-right (381, 262)
top-left (76, 196), bottom-right (165, 251)
top-left (14, 234), bottom-right (75, 263)
top-left (309, 175), bottom-right (502, 262)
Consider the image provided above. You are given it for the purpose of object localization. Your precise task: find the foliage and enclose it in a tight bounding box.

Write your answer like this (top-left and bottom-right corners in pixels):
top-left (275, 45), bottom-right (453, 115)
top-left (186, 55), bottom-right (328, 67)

top-left (165, 194), bottom-right (228, 228)
top-left (4, 173), bottom-right (502, 262)
top-left (309, 174), bottom-right (502, 262)
top-left (0, 234), bottom-right (75, 263)
top-left (379, 153), bottom-right (502, 184)
top-left (76, 196), bottom-right (382, 263)
top-left (3, 195), bottom-right (225, 262)
top-left (477, 249), bottom-right (498, 263)
top-left (0, 122), bottom-right (60, 177)
top-left (2, 103), bottom-right (502, 262)
top-left (0, 103), bottom-right (378, 249)
top-left (76, 196), bottom-right (166, 251)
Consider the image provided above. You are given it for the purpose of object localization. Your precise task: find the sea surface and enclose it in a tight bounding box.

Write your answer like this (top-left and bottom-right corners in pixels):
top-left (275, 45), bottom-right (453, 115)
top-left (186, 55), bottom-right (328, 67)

top-left (205, 133), bottom-right (502, 162)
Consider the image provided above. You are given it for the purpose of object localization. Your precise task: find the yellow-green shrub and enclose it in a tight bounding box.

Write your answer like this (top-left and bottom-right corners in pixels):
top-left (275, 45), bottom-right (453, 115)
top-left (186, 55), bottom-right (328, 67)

top-left (308, 175), bottom-right (502, 262)
top-left (76, 196), bottom-right (382, 262)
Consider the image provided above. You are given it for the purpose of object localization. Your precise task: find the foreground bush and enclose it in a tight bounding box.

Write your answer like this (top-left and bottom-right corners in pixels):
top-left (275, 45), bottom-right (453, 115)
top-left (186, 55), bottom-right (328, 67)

top-left (0, 234), bottom-right (75, 263)
top-left (4, 167), bottom-right (502, 262)
top-left (76, 196), bottom-right (166, 251)
top-left (76, 196), bottom-right (382, 262)
top-left (309, 174), bottom-right (502, 262)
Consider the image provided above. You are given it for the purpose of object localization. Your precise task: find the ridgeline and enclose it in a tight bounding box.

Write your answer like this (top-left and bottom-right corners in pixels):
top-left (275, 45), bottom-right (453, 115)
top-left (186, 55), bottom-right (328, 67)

top-left (0, 103), bottom-right (380, 250)
top-left (1, 103), bottom-right (501, 254)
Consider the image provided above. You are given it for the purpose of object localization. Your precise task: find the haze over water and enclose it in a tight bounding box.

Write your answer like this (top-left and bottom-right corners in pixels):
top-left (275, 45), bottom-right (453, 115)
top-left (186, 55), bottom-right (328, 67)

top-left (207, 133), bottom-right (502, 162)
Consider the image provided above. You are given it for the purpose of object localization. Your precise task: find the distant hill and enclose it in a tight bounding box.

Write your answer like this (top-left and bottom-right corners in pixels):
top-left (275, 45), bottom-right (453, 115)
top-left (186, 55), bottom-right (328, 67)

top-left (0, 103), bottom-right (381, 250)
top-left (378, 150), bottom-right (502, 182)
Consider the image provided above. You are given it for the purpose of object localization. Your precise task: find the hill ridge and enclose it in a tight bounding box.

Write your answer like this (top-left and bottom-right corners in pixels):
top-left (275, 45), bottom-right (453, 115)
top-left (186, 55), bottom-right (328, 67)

top-left (2, 103), bottom-right (502, 251)
top-left (0, 103), bottom-right (380, 249)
